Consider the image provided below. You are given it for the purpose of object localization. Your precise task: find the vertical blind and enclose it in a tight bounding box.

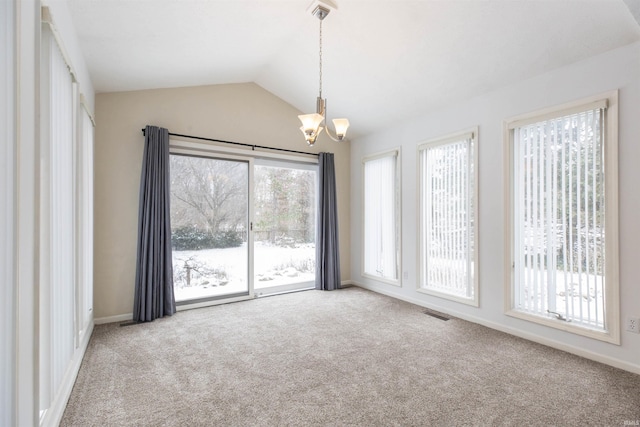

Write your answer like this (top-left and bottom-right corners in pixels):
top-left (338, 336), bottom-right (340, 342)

top-left (420, 135), bottom-right (475, 300)
top-left (513, 106), bottom-right (605, 329)
top-left (363, 153), bottom-right (398, 281)
top-left (0, 1), bottom-right (15, 425)
top-left (41, 26), bottom-right (76, 413)
top-left (77, 107), bottom-right (94, 341)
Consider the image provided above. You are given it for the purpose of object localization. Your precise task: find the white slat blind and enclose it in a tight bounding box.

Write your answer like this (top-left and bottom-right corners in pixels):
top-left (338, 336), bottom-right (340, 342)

top-left (513, 107), bottom-right (605, 329)
top-left (1, 1), bottom-right (16, 425)
top-left (419, 133), bottom-right (476, 302)
top-left (363, 152), bottom-right (399, 281)
top-left (77, 107), bottom-right (94, 342)
top-left (40, 25), bottom-right (76, 412)
top-left (50, 26), bottom-right (75, 398)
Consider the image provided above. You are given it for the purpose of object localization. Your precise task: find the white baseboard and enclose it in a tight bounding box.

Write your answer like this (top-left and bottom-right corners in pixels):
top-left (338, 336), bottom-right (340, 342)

top-left (94, 313), bottom-right (132, 325)
top-left (349, 281), bottom-right (640, 376)
top-left (41, 320), bottom-right (94, 427)
top-left (96, 283), bottom-right (353, 323)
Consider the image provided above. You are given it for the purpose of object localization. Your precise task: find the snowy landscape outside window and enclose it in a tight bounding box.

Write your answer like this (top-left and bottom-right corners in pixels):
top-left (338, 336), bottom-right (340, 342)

top-left (418, 130), bottom-right (477, 305)
top-left (362, 150), bottom-right (400, 285)
top-left (506, 94), bottom-right (620, 343)
top-left (253, 161), bottom-right (316, 293)
top-left (170, 155), bottom-right (249, 302)
top-left (169, 154), bottom-right (317, 302)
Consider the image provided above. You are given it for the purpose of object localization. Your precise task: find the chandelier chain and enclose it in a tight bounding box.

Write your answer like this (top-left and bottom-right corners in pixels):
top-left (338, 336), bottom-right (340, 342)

top-left (297, 6), bottom-right (349, 145)
top-left (319, 19), bottom-right (323, 98)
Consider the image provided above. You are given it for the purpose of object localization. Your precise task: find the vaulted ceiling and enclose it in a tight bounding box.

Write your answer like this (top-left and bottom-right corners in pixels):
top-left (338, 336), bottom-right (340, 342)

top-left (68, 0), bottom-right (640, 138)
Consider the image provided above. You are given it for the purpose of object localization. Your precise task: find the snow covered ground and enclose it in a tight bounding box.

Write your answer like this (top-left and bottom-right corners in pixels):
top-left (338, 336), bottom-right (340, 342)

top-left (517, 268), bottom-right (605, 328)
top-left (172, 242), bottom-right (315, 301)
top-left (424, 259), bottom-right (605, 328)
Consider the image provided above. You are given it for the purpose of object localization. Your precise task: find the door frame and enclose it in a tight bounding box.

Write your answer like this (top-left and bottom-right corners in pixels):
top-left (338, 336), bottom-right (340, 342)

top-left (170, 146), bottom-right (255, 310)
top-left (169, 137), bottom-right (320, 310)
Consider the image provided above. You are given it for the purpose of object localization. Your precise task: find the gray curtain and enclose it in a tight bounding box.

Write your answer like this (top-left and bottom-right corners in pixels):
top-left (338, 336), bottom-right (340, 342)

top-left (133, 125), bottom-right (176, 322)
top-left (315, 152), bottom-right (341, 291)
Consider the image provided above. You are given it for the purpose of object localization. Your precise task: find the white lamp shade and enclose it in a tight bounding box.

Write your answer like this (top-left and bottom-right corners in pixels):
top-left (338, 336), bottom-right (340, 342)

top-left (299, 125), bottom-right (324, 146)
top-left (298, 113), bottom-right (325, 133)
top-left (332, 118), bottom-right (350, 140)
top-left (298, 113), bottom-right (325, 145)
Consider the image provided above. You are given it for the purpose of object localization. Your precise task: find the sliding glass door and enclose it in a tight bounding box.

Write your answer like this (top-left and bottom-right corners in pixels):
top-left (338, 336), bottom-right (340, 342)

top-left (253, 159), bottom-right (317, 295)
top-left (170, 154), bottom-right (251, 303)
top-left (169, 152), bottom-right (317, 305)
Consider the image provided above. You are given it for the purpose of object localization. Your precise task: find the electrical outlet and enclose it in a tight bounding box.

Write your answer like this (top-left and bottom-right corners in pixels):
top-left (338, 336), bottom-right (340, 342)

top-left (626, 316), bottom-right (640, 334)
top-left (403, 271), bottom-right (409, 280)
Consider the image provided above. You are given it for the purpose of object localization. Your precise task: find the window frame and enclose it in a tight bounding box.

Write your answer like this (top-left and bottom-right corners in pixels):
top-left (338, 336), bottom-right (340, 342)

top-left (417, 128), bottom-right (479, 306)
top-left (361, 148), bottom-right (402, 286)
top-left (503, 92), bottom-right (620, 344)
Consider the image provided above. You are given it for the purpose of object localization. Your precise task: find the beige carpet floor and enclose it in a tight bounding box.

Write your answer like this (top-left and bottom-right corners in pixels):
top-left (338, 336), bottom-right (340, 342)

top-left (61, 287), bottom-right (640, 426)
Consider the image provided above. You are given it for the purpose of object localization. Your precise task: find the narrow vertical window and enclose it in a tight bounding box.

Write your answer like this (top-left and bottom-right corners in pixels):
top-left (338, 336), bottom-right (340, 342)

top-left (419, 130), bottom-right (478, 305)
top-left (506, 94), bottom-right (619, 343)
top-left (362, 150), bottom-right (400, 284)
top-left (40, 23), bottom-right (78, 416)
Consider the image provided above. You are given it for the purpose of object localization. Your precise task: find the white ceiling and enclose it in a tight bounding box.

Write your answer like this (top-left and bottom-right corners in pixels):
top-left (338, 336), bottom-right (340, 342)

top-left (67, 0), bottom-right (640, 138)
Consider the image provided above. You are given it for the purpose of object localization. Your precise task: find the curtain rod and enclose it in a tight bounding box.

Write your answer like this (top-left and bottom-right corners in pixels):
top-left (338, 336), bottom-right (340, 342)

top-left (141, 128), bottom-right (319, 157)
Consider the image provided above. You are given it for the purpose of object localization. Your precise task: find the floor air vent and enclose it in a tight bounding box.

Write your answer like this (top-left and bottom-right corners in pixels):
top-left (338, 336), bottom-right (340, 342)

top-left (423, 309), bottom-right (450, 321)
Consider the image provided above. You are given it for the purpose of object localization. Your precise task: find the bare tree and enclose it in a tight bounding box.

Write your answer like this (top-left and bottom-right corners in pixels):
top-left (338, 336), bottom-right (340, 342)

top-left (170, 155), bottom-right (248, 235)
top-left (254, 166), bottom-right (315, 245)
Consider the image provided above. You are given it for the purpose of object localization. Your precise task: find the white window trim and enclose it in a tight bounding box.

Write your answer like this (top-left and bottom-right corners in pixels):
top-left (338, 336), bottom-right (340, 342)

top-left (503, 91), bottom-right (620, 344)
top-left (169, 138), bottom-right (318, 165)
top-left (361, 148), bottom-right (402, 287)
top-left (417, 128), bottom-right (479, 307)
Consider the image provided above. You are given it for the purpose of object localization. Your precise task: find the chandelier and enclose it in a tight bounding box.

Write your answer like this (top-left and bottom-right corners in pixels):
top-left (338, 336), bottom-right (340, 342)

top-left (298, 4), bottom-right (350, 146)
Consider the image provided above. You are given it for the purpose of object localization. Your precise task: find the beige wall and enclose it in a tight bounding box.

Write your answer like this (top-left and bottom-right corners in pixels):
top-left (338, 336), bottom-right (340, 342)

top-left (94, 83), bottom-right (350, 319)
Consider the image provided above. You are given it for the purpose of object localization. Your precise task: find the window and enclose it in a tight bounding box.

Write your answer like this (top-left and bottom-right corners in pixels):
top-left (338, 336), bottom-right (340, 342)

top-left (505, 93), bottom-right (619, 343)
top-left (362, 150), bottom-right (400, 285)
top-left (40, 24), bottom-right (76, 413)
top-left (418, 130), bottom-right (478, 305)
top-left (76, 104), bottom-right (94, 343)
